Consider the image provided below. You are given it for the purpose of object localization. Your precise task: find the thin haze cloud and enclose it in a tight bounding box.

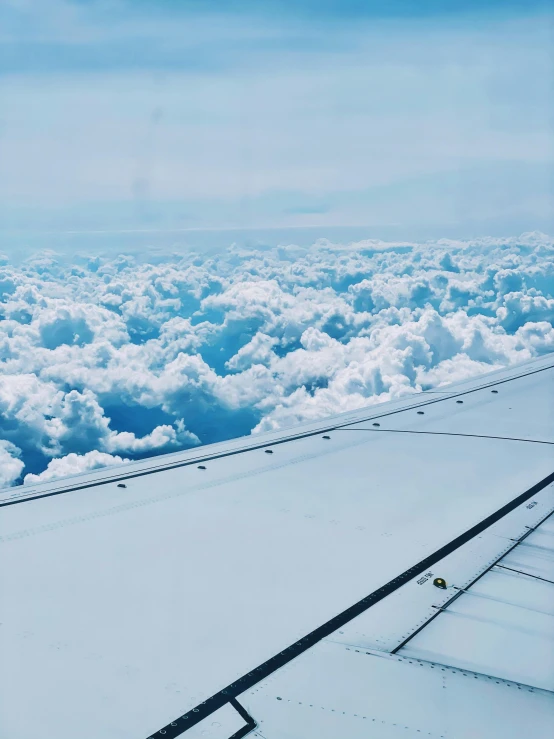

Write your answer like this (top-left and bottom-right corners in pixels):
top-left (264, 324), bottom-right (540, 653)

top-left (0, 0), bottom-right (552, 237)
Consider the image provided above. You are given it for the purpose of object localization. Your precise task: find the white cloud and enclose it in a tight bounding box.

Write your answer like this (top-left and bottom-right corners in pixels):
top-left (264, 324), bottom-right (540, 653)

top-left (226, 332), bottom-right (279, 371)
top-left (106, 423), bottom-right (200, 454)
top-left (0, 232), bottom-right (552, 487)
top-left (23, 451), bottom-right (129, 485)
top-left (0, 440), bottom-right (25, 488)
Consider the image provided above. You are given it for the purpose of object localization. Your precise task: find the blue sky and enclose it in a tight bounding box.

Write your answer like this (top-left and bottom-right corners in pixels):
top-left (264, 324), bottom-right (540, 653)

top-left (0, 0), bottom-right (553, 243)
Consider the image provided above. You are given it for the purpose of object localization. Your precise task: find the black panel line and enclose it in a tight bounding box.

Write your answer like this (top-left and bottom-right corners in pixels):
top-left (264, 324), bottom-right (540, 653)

top-left (146, 470), bottom-right (554, 738)
top-left (495, 564), bottom-right (554, 585)
top-left (335, 428), bottom-right (554, 445)
top-left (4, 361), bottom-right (554, 509)
top-left (390, 506), bottom-right (554, 653)
top-left (228, 699), bottom-right (257, 739)
top-left (227, 724), bottom-right (255, 739)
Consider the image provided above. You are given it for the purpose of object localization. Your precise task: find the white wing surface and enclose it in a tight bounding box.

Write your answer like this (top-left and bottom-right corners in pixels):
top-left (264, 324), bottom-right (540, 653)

top-left (1, 354), bottom-right (553, 738)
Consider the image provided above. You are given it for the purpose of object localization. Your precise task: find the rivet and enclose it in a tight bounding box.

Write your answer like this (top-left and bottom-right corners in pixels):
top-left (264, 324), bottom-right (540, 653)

top-left (372, 422), bottom-right (380, 427)
top-left (492, 390), bottom-right (498, 394)
top-left (456, 400), bottom-right (463, 404)
top-left (322, 435), bottom-right (331, 440)
top-left (117, 483), bottom-right (127, 488)
top-left (265, 449), bottom-right (273, 454)
top-left (197, 465), bottom-right (206, 470)
top-left (417, 411), bottom-right (424, 415)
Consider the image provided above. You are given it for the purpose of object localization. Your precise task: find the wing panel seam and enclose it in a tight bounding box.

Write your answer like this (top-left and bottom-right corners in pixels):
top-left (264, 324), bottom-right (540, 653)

top-left (335, 428), bottom-right (554, 445)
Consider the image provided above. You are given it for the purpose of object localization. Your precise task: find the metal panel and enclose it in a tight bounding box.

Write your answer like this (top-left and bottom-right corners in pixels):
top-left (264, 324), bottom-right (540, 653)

top-left (167, 704), bottom-right (248, 739)
top-left (501, 542), bottom-right (554, 582)
top-left (1, 431), bottom-right (553, 738)
top-left (240, 641), bottom-right (554, 739)
top-left (474, 568), bottom-right (554, 615)
top-left (327, 486), bottom-right (554, 652)
top-left (399, 514), bottom-right (554, 691)
top-left (342, 363), bottom-right (554, 442)
top-left (400, 594), bottom-right (554, 691)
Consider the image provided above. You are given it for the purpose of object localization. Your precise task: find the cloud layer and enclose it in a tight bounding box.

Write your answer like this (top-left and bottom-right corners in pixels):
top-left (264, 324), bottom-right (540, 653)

top-left (0, 232), bottom-right (553, 487)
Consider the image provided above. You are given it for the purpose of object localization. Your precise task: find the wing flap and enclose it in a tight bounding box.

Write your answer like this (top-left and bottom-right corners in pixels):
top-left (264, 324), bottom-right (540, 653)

top-left (399, 512), bottom-right (554, 691)
top-left (239, 640), bottom-right (553, 739)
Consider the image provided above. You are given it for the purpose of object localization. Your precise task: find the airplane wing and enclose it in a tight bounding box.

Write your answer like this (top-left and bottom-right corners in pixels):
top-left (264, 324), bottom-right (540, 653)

top-left (1, 354), bottom-right (553, 739)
